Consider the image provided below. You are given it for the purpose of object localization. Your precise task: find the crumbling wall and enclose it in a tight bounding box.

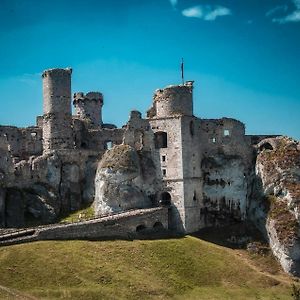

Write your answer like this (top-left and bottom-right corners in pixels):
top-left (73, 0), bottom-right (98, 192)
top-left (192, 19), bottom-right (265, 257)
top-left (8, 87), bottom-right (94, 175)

top-left (123, 110), bottom-right (153, 151)
top-left (0, 126), bottom-right (42, 159)
top-left (199, 118), bottom-right (254, 227)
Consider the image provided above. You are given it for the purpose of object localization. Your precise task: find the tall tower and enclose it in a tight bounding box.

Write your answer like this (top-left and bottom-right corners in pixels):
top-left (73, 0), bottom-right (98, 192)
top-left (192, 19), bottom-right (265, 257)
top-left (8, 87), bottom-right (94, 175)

top-left (148, 81), bottom-right (202, 233)
top-left (73, 92), bottom-right (103, 127)
top-left (42, 68), bottom-right (73, 153)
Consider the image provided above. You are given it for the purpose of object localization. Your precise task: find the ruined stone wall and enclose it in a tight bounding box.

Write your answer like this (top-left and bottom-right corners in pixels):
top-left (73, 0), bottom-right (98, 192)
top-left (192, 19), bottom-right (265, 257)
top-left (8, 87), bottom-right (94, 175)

top-left (199, 118), bottom-right (254, 227)
top-left (82, 128), bottom-right (124, 151)
top-left (42, 68), bottom-right (73, 152)
top-left (73, 92), bottom-right (103, 127)
top-left (123, 110), bottom-right (153, 151)
top-left (0, 126), bottom-right (42, 159)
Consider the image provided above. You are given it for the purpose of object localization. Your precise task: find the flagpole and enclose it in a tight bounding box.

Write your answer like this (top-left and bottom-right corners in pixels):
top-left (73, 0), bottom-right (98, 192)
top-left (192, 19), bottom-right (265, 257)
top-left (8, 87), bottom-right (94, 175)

top-left (181, 58), bottom-right (184, 85)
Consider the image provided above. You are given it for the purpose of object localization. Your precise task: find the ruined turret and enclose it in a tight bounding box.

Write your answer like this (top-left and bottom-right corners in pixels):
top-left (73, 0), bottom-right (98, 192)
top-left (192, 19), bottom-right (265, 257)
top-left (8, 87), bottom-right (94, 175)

top-left (148, 81), bottom-right (194, 118)
top-left (42, 68), bottom-right (73, 153)
top-left (73, 92), bottom-right (103, 127)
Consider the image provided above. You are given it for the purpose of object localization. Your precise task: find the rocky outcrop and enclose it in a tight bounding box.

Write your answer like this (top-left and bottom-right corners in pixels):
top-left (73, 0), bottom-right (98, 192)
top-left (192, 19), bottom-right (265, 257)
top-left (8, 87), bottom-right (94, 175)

top-left (94, 144), bottom-right (159, 216)
top-left (201, 154), bottom-right (250, 226)
top-left (255, 137), bottom-right (300, 275)
top-left (0, 148), bottom-right (100, 228)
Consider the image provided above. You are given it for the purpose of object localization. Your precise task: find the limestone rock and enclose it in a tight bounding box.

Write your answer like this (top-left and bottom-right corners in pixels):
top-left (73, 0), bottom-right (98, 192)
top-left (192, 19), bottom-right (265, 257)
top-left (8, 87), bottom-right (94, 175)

top-left (94, 144), bottom-right (157, 216)
top-left (255, 136), bottom-right (300, 275)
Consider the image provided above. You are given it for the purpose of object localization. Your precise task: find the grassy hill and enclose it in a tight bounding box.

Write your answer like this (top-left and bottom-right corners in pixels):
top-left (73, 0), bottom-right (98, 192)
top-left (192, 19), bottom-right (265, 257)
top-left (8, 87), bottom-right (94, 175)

top-left (0, 236), bottom-right (298, 299)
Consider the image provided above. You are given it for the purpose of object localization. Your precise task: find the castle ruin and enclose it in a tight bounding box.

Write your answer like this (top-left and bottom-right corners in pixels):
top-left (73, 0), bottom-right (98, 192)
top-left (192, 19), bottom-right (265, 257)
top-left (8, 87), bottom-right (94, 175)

top-left (0, 68), bottom-right (276, 232)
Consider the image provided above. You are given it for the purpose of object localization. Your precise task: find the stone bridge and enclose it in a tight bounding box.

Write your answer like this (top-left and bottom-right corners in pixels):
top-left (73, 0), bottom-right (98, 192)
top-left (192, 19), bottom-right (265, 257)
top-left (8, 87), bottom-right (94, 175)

top-left (0, 207), bottom-right (169, 246)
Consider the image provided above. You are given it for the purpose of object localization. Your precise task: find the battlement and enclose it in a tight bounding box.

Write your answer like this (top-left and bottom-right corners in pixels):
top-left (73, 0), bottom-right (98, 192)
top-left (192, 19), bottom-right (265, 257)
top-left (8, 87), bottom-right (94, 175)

top-left (73, 91), bottom-right (104, 127)
top-left (73, 92), bottom-right (103, 105)
top-left (42, 68), bottom-right (72, 78)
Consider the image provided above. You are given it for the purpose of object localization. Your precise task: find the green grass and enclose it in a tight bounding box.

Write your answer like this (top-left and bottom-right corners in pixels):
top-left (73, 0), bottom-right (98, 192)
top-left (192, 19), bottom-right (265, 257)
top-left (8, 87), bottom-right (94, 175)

top-left (59, 205), bottom-right (95, 223)
top-left (0, 237), bottom-right (297, 299)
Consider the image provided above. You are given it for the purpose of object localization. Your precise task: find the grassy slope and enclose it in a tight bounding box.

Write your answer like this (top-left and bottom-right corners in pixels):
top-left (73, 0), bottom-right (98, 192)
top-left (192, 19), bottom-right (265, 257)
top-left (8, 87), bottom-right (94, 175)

top-left (0, 237), bottom-right (297, 300)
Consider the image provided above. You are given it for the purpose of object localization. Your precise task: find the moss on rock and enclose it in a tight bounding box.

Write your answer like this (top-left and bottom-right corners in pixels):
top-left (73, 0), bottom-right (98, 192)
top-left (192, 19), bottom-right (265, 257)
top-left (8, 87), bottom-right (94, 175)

top-left (99, 144), bottom-right (139, 172)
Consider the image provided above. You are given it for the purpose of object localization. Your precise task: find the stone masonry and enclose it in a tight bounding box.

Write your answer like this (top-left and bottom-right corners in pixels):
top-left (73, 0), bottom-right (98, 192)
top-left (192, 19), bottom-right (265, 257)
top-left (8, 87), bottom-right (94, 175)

top-left (2, 67), bottom-right (300, 275)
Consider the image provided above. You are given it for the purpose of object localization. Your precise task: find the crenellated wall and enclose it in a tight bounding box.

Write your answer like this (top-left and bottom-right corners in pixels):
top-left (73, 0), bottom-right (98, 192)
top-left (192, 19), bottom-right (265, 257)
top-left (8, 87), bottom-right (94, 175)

top-left (73, 92), bottom-right (103, 127)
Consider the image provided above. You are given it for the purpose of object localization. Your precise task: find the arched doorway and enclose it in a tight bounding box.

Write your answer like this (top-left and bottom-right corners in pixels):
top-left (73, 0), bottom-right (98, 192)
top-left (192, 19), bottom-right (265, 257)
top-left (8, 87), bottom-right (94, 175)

top-left (159, 192), bottom-right (171, 206)
top-left (136, 224), bottom-right (146, 232)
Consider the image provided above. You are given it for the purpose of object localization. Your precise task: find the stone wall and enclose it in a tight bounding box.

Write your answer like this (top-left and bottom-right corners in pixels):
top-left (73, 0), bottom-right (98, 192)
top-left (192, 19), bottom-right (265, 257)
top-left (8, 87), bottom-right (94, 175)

top-left (0, 126), bottom-right (42, 159)
top-left (0, 207), bottom-right (169, 246)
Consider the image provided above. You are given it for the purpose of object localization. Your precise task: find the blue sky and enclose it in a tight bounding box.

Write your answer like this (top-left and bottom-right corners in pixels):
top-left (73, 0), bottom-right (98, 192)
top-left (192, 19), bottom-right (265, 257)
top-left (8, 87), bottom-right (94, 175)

top-left (0, 0), bottom-right (299, 139)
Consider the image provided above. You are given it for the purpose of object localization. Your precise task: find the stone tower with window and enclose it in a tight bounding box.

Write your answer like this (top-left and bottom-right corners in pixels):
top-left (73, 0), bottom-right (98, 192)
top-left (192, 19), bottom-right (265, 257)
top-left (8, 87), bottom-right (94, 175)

top-left (42, 68), bottom-right (74, 153)
top-left (73, 92), bottom-right (104, 127)
top-left (147, 82), bottom-right (203, 232)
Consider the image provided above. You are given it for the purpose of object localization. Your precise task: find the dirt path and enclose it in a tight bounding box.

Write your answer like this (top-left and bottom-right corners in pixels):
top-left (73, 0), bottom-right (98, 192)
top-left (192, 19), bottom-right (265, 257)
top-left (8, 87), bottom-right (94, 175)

top-left (0, 284), bottom-right (38, 300)
top-left (234, 250), bottom-right (295, 286)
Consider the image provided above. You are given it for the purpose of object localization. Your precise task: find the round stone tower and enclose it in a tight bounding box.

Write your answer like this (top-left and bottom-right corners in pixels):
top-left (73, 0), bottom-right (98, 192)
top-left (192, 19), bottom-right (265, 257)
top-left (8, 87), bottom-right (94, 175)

top-left (154, 81), bottom-right (194, 118)
top-left (42, 68), bottom-right (73, 153)
top-left (73, 92), bottom-right (103, 127)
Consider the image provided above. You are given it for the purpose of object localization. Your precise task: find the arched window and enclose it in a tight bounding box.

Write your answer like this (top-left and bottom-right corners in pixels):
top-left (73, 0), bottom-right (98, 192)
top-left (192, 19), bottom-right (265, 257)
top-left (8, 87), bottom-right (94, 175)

top-left (159, 192), bottom-right (171, 206)
top-left (259, 142), bottom-right (273, 151)
top-left (154, 132), bottom-right (168, 148)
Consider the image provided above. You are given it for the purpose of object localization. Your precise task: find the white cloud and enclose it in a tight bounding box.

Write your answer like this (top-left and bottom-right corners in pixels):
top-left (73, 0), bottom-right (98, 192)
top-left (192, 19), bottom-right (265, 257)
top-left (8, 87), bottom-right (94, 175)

top-left (169, 0), bottom-right (177, 8)
top-left (182, 5), bottom-right (231, 21)
top-left (269, 0), bottom-right (300, 23)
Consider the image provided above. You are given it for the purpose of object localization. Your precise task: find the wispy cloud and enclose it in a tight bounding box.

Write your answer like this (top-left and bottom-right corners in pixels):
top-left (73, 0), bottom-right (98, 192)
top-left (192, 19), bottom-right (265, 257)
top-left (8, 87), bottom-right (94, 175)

top-left (18, 73), bottom-right (40, 86)
top-left (182, 5), bottom-right (231, 21)
top-left (266, 5), bottom-right (288, 17)
top-left (169, 0), bottom-right (177, 8)
top-left (268, 0), bottom-right (300, 24)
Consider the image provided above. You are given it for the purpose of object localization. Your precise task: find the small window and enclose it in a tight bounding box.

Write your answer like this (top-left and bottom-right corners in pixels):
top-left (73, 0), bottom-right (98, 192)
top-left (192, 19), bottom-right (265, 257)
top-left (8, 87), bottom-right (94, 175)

top-left (162, 155), bottom-right (166, 162)
top-left (162, 169), bottom-right (166, 176)
top-left (155, 132), bottom-right (167, 148)
top-left (212, 138), bottom-right (216, 143)
top-left (193, 191), bottom-right (197, 201)
top-left (224, 129), bottom-right (230, 136)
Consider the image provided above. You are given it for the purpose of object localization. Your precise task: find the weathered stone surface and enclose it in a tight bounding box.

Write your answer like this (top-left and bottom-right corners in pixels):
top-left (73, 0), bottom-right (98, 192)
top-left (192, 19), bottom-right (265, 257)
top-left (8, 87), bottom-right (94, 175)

top-left (94, 145), bottom-right (156, 216)
top-left (254, 137), bottom-right (300, 275)
top-left (201, 154), bottom-right (249, 226)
